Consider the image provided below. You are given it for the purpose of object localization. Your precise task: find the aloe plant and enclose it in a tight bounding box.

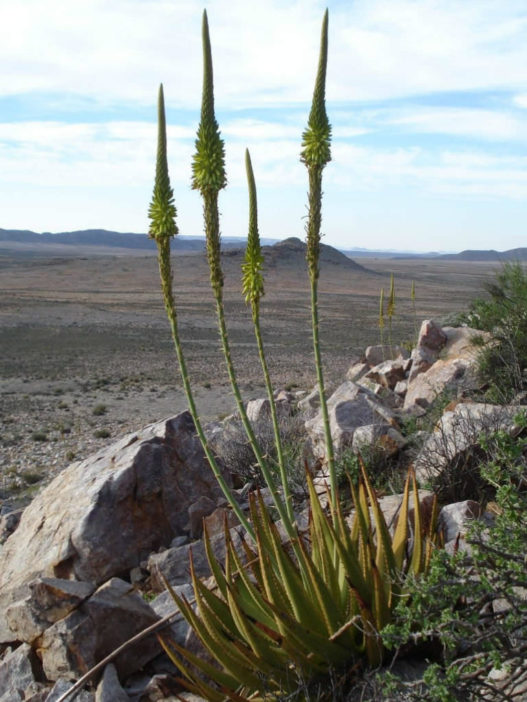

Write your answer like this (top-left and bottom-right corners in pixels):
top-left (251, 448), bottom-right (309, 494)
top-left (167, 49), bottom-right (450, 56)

top-left (161, 464), bottom-right (440, 699)
top-left (192, 11), bottom-right (295, 538)
top-left (301, 9), bottom-right (336, 508)
top-left (148, 83), bottom-right (253, 538)
top-left (243, 149), bottom-right (294, 523)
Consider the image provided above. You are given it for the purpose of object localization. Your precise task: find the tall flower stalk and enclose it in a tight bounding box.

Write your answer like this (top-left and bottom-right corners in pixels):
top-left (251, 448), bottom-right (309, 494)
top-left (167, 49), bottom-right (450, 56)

top-left (387, 273), bottom-right (395, 357)
top-left (301, 9), bottom-right (335, 507)
top-left (243, 149), bottom-right (294, 523)
top-left (379, 287), bottom-right (386, 353)
top-left (411, 279), bottom-right (417, 344)
top-left (149, 84), bottom-right (253, 538)
top-left (192, 11), bottom-right (294, 536)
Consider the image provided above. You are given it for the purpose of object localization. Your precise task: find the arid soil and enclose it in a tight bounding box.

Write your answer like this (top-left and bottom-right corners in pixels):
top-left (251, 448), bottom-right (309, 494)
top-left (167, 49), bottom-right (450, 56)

top-left (0, 245), bottom-right (497, 505)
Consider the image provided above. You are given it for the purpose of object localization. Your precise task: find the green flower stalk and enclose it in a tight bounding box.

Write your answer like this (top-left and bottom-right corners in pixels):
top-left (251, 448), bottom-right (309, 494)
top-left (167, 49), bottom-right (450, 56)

top-left (379, 287), bottom-right (385, 353)
top-left (149, 83), bottom-right (253, 538)
top-left (243, 149), bottom-right (294, 523)
top-left (193, 11), bottom-right (293, 536)
top-left (387, 273), bottom-right (395, 357)
top-left (301, 10), bottom-right (336, 507)
top-left (411, 279), bottom-right (417, 344)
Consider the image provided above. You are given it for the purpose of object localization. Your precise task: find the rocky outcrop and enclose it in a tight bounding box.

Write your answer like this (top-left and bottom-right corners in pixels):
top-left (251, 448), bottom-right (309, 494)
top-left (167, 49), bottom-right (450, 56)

top-left (305, 381), bottom-right (396, 458)
top-left (0, 319), bottom-right (520, 700)
top-left (0, 412), bottom-right (230, 643)
top-left (37, 578), bottom-right (160, 681)
top-left (414, 402), bottom-right (520, 483)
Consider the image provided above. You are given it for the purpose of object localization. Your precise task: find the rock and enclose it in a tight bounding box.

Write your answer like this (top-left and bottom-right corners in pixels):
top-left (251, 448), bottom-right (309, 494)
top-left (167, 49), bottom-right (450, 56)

top-left (352, 424), bottom-right (406, 458)
top-left (394, 380), bottom-right (407, 396)
top-left (6, 577), bottom-right (95, 643)
top-left (0, 643), bottom-right (39, 702)
top-left (0, 509), bottom-right (23, 544)
top-left (408, 320), bottom-right (447, 382)
top-left (415, 402), bottom-right (521, 483)
top-left (417, 319), bottom-right (448, 350)
top-left (366, 359), bottom-right (406, 390)
top-left (0, 412), bottom-right (231, 642)
top-left (404, 358), bottom-right (469, 411)
top-left (38, 578), bottom-right (160, 682)
top-left (203, 506), bottom-right (239, 538)
top-left (150, 584), bottom-right (193, 647)
top-left (441, 325), bottom-right (488, 362)
top-left (44, 679), bottom-right (94, 702)
top-left (147, 526), bottom-right (245, 592)
top-left (439, 500), bottom-right (481, 544)
top-left (356, 377), bottom-right (399, 408)
top-left (305, 381), bottom-right (396, 459)
top-left (95, 663), bottom-right (130, 702)
top-left (346, 362), bottom-right (369, 382)
top-left (346, 490), bottom-right (435, 534)
top-left (246, 398), bottom-right (270, 423)
top-left (364, 344), bottom-right (409, 367)
top-left (187, 496), bottom-right (217, 539)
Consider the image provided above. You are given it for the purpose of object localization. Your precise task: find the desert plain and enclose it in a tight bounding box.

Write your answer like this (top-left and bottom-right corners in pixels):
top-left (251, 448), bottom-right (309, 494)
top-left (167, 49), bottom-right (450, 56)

top-left (0, 240), bottom-right (498, 506)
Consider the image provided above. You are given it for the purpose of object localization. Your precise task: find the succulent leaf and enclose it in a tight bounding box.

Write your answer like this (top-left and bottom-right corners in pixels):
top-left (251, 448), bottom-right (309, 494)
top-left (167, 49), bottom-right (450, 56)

top-left (148, 84), bottom-right (178, 240)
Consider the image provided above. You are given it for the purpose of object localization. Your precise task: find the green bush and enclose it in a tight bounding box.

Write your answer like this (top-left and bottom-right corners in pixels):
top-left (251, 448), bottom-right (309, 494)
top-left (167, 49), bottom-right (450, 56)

top-left (465, 262), bottom-right (527, 403)
top-left (380, 415), bottom-right (527, 701)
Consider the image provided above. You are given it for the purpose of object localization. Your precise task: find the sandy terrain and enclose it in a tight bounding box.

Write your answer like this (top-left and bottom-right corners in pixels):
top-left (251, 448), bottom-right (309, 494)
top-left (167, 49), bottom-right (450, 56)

top-left (0, 245), bottom-right (497, 506)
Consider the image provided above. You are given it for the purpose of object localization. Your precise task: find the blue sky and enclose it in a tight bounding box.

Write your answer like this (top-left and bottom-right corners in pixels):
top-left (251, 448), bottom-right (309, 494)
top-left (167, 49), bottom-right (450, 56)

top-left (1, 0), bottom-right (527, 252)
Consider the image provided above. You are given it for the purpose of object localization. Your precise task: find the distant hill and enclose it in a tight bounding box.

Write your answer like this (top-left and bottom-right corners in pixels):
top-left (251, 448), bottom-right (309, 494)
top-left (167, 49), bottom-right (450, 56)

top-left (437, 248), bottom-right (527, 262)
top-left (0, 228), bottom-right (279, 253)
top-left (222, 237), bottom-right (370, 273)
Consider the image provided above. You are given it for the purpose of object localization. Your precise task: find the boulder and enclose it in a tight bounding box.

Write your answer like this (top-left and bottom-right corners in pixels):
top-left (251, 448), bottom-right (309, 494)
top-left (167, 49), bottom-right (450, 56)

top-left (346, 361), bottom-right (369, 383)
top-left (6, 578), bottom-right (95, 643)
top-left (95, 664), bottom-right (130, 702)
top-left (414, 403), bottom-right (521, 483)
top-left (439, 500), bottom-right (481, 544)
top-left (44, 679), bottom-right (94, 702)
top-left (408, 320), bottom-right (447, 382)
top-left (404, 358), bottom-right (469, 411)
top-left (0, 509), bottom-right (23, 545)
top-left (0, 643), bottom-right (40, 702)
top-left (352, 424), bottom-right (406, 458)
top-left (150, 584), bottom-right (193, 648)
top-left (366, 359), bottom-right (406, 390)
top-left (305, 381), bottom-right (396, 458)
top-left (187, 496), bottom-right (217, 539)
top-left (147, 526), bottom-right (245, 592)
top-left (364, 344), bottom-right (409, 368)
top-left (38, 578), bottom-right (160, 682)
top-left (0, 412), bottom-right (230, 642)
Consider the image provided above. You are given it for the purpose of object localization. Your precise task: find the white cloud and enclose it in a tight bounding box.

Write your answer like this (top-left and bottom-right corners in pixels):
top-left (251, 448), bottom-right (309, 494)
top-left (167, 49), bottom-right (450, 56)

top-left (1, 0), bottom-right (527, 107)
top-left (388, 108), bottom-right (527, 141)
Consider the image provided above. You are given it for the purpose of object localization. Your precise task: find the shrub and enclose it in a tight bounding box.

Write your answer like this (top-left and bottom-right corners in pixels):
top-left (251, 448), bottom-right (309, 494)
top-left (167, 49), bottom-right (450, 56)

top-left (381, 415), bottom-right (527, 701)
top-left (465, 262), bottom-right (527, 403)
top-left (92, 403), bottom-right (107, 416)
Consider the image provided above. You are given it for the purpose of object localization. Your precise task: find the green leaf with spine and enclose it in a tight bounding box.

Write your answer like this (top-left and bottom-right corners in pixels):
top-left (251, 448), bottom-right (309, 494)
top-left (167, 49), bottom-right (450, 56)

top-left (148, 84), bottom-right (177, 240)
top-left (160, 463), bottom-right (441, 700)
